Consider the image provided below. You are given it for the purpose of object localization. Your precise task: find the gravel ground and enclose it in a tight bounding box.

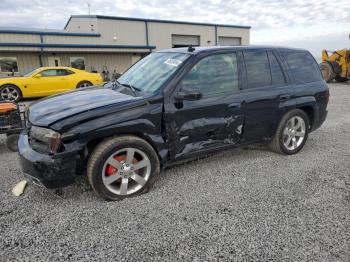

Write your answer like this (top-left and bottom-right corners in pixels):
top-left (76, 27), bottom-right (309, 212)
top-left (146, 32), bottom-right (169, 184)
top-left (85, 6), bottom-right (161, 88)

top-left (1, 83), bottom-right (350, 261)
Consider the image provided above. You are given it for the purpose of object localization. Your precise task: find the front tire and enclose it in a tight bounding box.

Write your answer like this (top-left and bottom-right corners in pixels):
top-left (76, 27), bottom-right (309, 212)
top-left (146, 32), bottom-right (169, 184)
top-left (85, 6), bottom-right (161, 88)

top-left (269, 109), bottom-right (309, 155)
top-left (87, 135), bottom-right (160, 201)
top-left (0, 85), bottom-right (22, 102)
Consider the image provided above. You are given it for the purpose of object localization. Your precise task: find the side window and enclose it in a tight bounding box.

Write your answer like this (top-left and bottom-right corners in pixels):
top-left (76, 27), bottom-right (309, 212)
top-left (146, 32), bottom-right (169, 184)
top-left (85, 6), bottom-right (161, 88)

top-left (181, 53), bottom-right (239, 96)
top-left (267, 51), bottom-right (286, 85)
top-left (57, 69), bottom-right (74, 76)
top-left (244, 50), bottom-right (271, 88)
top-left (283, 51), bottom-right (322, 84)
top-left (40, 69), bottom-right (58, 77)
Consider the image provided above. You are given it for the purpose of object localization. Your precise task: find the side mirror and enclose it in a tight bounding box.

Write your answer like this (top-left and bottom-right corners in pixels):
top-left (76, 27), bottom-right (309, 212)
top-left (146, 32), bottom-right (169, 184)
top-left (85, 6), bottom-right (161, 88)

top-left (33, 73), bottom-right (42, 78)
top-left (175, 90), bottom-right (202, 101)
top-left (175, 85), bottom-right (202, 101)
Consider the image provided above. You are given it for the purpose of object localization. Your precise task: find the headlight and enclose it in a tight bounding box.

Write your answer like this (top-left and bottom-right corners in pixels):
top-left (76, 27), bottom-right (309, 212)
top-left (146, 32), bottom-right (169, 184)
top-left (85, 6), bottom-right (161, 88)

top-left (30, 126), bottom-right (61, 154)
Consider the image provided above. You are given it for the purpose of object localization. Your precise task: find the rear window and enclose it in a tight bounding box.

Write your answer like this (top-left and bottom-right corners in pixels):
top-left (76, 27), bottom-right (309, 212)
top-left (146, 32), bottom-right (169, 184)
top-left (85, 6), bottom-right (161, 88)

top-left (283, 50), bottom-right (322, 84)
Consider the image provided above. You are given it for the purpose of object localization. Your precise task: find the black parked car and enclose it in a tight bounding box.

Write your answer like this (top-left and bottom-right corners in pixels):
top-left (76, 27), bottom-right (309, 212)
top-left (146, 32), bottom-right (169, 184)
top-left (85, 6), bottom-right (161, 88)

top-left (18, 46), bottom-right (329, 201)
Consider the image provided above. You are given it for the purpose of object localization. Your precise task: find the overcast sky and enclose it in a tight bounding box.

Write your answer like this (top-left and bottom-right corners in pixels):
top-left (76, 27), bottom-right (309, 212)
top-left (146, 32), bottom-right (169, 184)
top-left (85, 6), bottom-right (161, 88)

top-left (0, 0), bottom-right (349, 58)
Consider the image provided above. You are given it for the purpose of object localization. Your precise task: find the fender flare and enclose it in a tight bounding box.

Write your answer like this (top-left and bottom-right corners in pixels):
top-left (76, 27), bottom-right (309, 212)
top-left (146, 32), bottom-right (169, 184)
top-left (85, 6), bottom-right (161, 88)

top-left (295, 96), bottom-right (319, 131)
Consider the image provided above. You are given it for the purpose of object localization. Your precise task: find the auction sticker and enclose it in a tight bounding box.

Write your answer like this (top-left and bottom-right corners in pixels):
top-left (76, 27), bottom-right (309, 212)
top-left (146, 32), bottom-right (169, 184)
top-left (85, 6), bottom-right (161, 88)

top-left (164, 58), bottom-right (182, 67)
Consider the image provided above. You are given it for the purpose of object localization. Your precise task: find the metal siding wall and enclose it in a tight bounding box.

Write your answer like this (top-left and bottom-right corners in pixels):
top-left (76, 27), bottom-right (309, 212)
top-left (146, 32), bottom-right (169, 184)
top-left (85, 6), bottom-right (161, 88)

top-left (44, 35), bottom-right (101, 45)
top-left (65, 17), bottom-right (99, 33)
top-left (42, 53), bottom-right (132, 74)
top-left (0, 52), bottom-right (133, 78)
top-left (0, 34), bottom-right (40, 44)
top-left (96, 19), bottom-right (146, 45)
top-left (85, 53), bottom-right (132, 73)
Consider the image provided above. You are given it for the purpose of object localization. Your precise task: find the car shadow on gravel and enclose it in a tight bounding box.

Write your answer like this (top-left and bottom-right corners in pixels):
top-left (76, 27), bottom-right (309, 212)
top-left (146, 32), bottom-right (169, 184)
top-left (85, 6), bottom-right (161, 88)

top-left (23, 144), bottom-right (273, 202)
top-left (0, 140), bottom-right (10, 154)
top-left (10, 134), bottom-right (322, 202)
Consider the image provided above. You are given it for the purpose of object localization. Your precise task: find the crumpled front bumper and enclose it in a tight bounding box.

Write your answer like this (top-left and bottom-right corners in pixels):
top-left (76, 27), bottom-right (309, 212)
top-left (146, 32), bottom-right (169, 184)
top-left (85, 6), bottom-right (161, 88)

top-left (18, 133), bottom-right (77, 189)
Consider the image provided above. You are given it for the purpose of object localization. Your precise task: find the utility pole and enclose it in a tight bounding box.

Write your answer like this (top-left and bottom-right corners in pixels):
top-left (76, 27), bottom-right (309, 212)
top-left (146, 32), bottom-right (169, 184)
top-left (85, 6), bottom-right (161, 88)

top-left (88, 3), bottom-right (91, 15)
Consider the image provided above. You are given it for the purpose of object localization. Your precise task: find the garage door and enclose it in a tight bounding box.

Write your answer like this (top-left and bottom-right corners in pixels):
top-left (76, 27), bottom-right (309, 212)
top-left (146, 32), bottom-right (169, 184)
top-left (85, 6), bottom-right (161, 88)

top-left (172, 34), bottom-right (200, 48)
top-left (218, 37), bottom-right (242, 46)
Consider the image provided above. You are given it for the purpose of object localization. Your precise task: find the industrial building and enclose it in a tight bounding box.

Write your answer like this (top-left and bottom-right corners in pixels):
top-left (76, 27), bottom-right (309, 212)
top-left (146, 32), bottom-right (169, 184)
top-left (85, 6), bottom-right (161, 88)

top-left (0, 15), bottom-right (251, 79)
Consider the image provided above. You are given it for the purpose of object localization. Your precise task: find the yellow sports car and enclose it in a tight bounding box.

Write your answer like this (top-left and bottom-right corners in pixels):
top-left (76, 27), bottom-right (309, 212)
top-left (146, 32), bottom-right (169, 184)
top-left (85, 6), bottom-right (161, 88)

top-left (0, 67), bottom-right (103, 102)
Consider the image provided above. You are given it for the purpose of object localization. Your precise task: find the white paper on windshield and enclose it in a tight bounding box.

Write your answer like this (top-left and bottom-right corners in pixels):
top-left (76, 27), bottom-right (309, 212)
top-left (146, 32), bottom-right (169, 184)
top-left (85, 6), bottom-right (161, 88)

top-left (164, 58), bottom-right (182, 67)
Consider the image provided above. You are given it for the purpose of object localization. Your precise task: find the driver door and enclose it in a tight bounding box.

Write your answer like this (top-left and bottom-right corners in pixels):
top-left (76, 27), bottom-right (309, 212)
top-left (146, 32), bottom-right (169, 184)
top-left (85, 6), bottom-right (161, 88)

top-left (28, 69), bottom-right (69, 96)
top-left (164, 52), bottom-right (245, 160)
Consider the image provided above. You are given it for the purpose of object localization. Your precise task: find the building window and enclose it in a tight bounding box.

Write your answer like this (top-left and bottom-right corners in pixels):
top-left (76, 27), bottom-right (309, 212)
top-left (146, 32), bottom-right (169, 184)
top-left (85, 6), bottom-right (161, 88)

top-left (70, 57), bottom-right (86, 70)
top-left (0, 57), bottom-right (19, 73)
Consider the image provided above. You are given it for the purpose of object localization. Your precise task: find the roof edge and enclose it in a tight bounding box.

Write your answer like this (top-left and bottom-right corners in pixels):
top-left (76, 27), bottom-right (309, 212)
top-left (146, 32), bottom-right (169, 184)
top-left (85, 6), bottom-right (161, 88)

top-left (66, 15), bottom-right (252, 29)
top-left (0, 28), bottom-right (101, 37)
top-left (0, 43), bottom-right (156, 49)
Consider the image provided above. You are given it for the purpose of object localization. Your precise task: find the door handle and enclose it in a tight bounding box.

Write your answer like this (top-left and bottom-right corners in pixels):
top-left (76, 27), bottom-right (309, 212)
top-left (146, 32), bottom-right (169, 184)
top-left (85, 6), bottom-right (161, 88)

top-left (279, 94), bottom-right (291, 101)
top-left (228, 102), bottom-right (241, 109)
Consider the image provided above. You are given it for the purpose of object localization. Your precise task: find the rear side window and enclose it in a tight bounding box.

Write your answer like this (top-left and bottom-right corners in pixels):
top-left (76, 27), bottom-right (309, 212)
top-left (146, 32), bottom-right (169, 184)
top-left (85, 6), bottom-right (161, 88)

top-left (283, 51), bottom-right (322, 84)
top-left (244, 50), bottom-right (271, 88)
top-left (59, 69), bottom-right (74, 76)
top-left (267, 51), bottom-right (286, 85)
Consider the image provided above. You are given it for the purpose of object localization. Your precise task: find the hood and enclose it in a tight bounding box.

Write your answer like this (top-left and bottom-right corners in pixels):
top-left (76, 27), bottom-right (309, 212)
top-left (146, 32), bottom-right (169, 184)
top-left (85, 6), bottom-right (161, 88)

top-left (28, 87), bottom-right (140, 127)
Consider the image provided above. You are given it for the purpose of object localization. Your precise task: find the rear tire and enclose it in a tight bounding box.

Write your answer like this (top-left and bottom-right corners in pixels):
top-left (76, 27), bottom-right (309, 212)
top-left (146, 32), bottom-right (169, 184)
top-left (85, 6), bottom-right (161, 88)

top-left (0, 85), bottom-right (22, 102)
top-left (76, 81), bottom-right (92, 89)
top-left (320, 62), bottom-right (335, 83)
top-left (87, 135), bottom-right (160, 201)
top-left (335, 75), bottom-right (349, 82)
top-left (269, 109), bottom-right (310, 155)
top-left (6, 133), bottom-right (20, 152)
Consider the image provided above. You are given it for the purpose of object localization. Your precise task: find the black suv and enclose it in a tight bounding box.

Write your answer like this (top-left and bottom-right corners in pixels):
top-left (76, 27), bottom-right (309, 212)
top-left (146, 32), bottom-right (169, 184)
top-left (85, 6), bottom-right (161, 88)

top-left (18, 46), bottom-right (329, 200)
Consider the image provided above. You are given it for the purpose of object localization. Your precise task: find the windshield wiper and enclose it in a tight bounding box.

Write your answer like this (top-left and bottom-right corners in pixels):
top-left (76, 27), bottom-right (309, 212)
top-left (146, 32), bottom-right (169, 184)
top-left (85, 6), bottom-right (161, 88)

top-left (119, 83), bottom-right (141, 96)
top-left (121, 83), bottom-right (141, 92)
top-left (110, 80), bottom-right (140, 96)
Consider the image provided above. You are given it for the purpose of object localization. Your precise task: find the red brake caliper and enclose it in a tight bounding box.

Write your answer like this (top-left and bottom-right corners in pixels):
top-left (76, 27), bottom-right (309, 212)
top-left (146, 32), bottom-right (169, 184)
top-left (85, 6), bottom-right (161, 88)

top-left (106, 155), bottom-right (124, 176)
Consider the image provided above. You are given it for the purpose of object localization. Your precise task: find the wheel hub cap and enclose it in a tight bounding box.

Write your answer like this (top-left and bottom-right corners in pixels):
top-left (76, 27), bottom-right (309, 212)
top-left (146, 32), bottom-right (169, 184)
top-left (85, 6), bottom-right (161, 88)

top-left (282, 116), bottom-right (306, 151)
top-left (120, 163), bottom-right (134, 178)
top-left (102, 148), bottom-right (151, 196)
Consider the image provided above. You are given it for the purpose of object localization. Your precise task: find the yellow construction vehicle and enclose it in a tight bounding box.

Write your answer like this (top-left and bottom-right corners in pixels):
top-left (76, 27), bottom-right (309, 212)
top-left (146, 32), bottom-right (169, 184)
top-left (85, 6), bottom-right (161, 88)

top-left (320, 49), bottom-right (350, 83)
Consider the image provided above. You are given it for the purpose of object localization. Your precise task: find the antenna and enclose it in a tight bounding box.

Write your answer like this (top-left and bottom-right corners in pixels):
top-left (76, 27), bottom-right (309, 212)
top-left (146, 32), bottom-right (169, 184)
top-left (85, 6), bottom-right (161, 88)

top-left (188, 44), bottom-right (195, 52)
top-left (88, 2), bottom-right (91, 15)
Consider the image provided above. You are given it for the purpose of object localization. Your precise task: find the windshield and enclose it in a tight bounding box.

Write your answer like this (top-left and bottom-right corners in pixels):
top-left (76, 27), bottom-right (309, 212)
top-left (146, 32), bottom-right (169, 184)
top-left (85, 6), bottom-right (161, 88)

top-left (117, 52), bottom-right (190, 93)
top-left (23, 68), bottom-right (41, 77)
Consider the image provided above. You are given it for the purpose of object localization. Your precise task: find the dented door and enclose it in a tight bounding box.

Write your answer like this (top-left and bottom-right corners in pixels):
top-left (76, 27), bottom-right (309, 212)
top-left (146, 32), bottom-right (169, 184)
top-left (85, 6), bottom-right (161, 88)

top-left (166, 94), bottom-right (244, 159)
top-left (164, 52), bottom-right (244, 160)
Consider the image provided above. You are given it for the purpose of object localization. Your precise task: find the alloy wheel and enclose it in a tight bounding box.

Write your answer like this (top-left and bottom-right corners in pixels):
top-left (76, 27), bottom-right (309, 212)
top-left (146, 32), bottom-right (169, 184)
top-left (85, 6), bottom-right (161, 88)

top-left (282, 116), bottom-right (306, 151)
top-left (1, 86), bottom-right (19, 101)
top-left (102, 147), bottom-right (151, 196)
top-left (79, 82), bottom-right (91, 88)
